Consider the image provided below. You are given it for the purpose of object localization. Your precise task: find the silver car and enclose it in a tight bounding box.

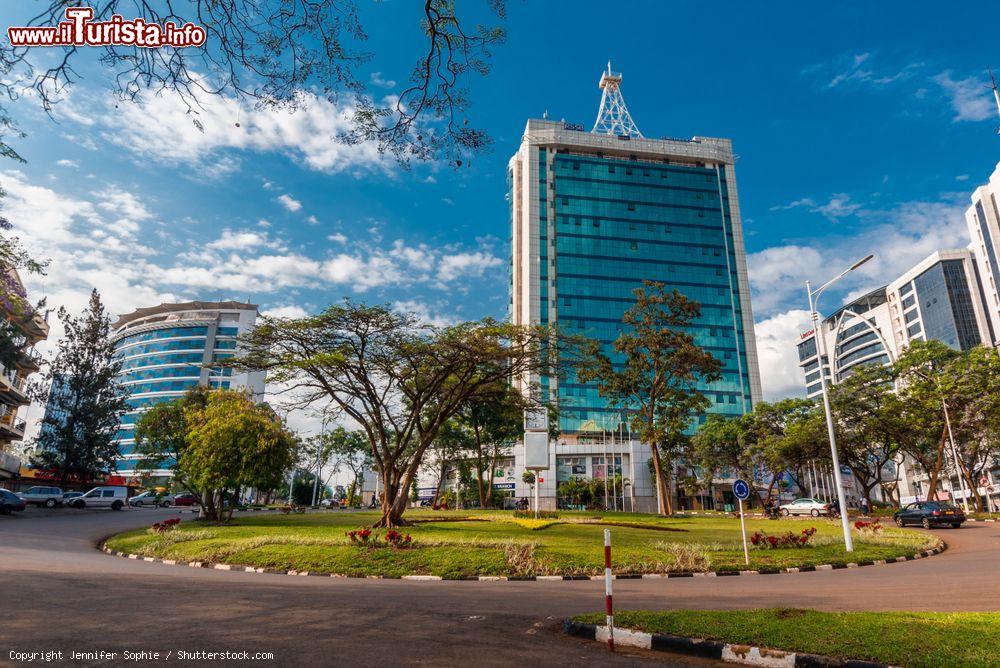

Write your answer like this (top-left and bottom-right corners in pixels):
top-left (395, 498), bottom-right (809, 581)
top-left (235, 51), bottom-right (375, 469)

top-left (779, 497), bottom-right (829, 517)
top-left (129, 491), bottom-right (171, 508)
top-left (18, 486), bottom-right (64, 508)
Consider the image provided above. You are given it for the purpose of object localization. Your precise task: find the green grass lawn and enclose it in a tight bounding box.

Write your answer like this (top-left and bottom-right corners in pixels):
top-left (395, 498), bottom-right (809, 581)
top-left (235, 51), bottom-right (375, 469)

top-left (573, 609), bottom-right (1000, 668)
top-left (103, 510), bottom-right (939, 578)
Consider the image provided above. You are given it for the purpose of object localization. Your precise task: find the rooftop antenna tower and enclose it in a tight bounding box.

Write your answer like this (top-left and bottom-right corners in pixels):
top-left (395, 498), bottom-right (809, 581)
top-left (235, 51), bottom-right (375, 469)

top-left (592, 62), bottom-right (643, 138)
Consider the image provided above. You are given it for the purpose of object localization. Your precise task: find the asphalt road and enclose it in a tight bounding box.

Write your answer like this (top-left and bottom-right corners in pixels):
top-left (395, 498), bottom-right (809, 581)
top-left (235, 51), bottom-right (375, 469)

top-left (1, 507), bottom-right (997, 668)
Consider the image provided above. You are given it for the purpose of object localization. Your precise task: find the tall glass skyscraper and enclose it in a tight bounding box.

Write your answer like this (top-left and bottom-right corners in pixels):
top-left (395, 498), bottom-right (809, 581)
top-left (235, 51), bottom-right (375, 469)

top-left (507, 68), bottom-right (761, 510)
top-left (110, 301), bottom-right (265, 480)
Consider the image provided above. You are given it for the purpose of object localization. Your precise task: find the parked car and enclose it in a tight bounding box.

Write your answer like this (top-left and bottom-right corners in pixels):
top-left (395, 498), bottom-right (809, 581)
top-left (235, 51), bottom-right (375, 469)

top-left (62, 492), bottom-right (83, 503)
top-left (0, 488), bottom-right (26, 514)
top-left (893, 501), bottom-right (965, 528)
top-left (171, 492), bottom-right (199, 507)
top-left (66, 486), bottom-right (128, 511)
top-left (779, 498), bottom-right (829, 517)
top-left (17, 486), bottom-right (64, 508)
top-left (129, 491), bottom-right (171, 508)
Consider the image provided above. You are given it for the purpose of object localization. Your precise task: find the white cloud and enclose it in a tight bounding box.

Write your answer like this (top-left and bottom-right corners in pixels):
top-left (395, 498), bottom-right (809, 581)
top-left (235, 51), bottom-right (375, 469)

top-left (261, 304), bottom-right (309, 319)
top-left (754, 309), bottom-right (813, 401)
top-left (206, 229), bottom-right (278, 252)
top-left (816, 52), bottom-right (920, 90)
top-left (437, 251), bottom-right (503, 283)
top-left (770, 193), bottom-right (858, 221)
top-left (55, 159), bottom-right (78, 168)
top-left (306, 215), bottom-right (319, 226)
top-left (370, 72), bottom-right (397, 89)
top-left (86, 89), bottom-right (392, 175)
top-left (933, 71), bottom-right (995, 122)
top-left (393, 299), bottom-right (456, 328)
top-left (277, 194), bottom-right (302, 212)
top-left (749, 196), bottom-right (970, 318)
top-left (327, 232), bottom-right (348, 244)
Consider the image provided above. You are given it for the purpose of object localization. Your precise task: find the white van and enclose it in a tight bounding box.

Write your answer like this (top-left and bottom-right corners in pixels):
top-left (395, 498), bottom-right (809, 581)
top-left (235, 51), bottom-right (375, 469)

top-left (68, 486), bottom-right (129, 511)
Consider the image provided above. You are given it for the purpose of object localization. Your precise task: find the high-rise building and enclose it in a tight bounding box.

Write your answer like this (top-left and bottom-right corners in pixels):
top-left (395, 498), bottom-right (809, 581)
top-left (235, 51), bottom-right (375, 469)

top-left (508, 66), bottom-right (761, 510)
top-left (965, 161), bottom-right (1000, 346)
top-left (110, 301), bottom-right (264, 480)
top-left (0, 270), bottom-right (47, 482)
top-left (796, 249), bottom-right (993, 399)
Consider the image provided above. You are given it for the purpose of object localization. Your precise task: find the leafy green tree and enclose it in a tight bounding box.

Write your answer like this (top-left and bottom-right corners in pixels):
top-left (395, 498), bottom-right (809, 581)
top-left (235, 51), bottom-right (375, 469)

top-left (828, 363), bottom-right (904, 508)
top-left (938, 346), bottom-right (1000, 511)
top-left (228, 301), bottom-right (565, 527)
top-left (577, 281), bottom-right (722, 515)
top-left (318, 426), bottom-right (371, 506)
top-left (894, 340), bottom-right (961, 502)
top-left (449, 381), bottom-right (526, 508)
top-left (181, 389), bottom-right (297, 521)
top-left (32, 290), bottom-right (128, 486)
top-left (133, 386), bottom-right (211, 491)
top-left (692, 398), bottom-right (821, 508)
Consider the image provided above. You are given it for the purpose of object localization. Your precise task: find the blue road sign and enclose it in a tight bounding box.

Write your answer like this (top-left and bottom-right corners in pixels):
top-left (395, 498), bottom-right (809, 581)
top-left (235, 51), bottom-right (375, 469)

top-left (732, 479), bottom-right (751, 500)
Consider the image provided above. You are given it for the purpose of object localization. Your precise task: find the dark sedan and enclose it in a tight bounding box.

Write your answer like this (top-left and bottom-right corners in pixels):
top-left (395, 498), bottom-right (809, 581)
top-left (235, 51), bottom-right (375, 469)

top-left (894, 501), bottom-right (965, 528)
top-left (1, 488), bottom-right (27, 514)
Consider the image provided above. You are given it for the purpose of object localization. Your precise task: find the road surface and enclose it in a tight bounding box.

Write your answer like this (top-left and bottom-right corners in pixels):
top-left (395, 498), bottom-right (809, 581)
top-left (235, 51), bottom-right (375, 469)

top-left (2, 507), bottom-right (996, 667)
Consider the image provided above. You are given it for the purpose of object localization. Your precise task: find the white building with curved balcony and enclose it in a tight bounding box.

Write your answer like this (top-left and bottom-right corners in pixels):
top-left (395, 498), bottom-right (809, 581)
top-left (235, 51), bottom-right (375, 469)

top-left (110, 301), bottom-right (265, 480)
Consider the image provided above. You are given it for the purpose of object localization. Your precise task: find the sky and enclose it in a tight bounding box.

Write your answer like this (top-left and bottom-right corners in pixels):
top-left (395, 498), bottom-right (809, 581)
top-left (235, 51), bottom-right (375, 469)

top-left (2, 0), bottom-right (1000, 443)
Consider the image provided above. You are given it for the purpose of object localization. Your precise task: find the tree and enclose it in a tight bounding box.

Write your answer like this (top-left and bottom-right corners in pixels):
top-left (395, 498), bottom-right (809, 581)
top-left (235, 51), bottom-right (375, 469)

top-left (1, 1), bottom-right (506, 166)
top-left (894, 340), bottom-right (960, 502)
top-left (181, 389), bottom-right (297, 521)
top-left (133, 385), bottom-right (211, 491)
top-left (692, 398), bottom-right (821, 508)
top-left (938, 347), bottom-right (1000, 511)
top-left (321, 426), bottom-right (371, 505)
top-left (228, 300), bottom-right (566, 527)
top-left (31, 290), bottom-right (128, 486)
top-left (450, 381), bottom-right (526, 508)
top-left (828, 363), bottom-right (904, 508)
top-left (577, 281), bottom-right (722, 516)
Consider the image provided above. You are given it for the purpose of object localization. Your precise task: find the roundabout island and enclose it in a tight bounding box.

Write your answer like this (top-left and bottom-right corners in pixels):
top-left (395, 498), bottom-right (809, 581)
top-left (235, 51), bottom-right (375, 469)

top-left (102, 509), bottom-right (941, 580)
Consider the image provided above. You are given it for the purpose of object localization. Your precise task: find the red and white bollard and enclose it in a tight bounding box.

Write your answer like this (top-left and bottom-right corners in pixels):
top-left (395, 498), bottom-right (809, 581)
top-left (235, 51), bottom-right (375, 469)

top-left (604, 528), bottom-right (614, 651)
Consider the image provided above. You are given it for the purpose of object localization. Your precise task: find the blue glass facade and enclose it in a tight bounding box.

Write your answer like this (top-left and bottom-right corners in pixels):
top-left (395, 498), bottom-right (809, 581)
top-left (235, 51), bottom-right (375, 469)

top-left (111, 323), bottom-right (238, 474)
top-left (511, 126), bottom-right (760, 436)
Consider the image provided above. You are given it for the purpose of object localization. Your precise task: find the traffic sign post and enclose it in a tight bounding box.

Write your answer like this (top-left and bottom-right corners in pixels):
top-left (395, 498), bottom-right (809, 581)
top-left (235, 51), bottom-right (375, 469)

top-left (732, 479), bottom-right (751, 566)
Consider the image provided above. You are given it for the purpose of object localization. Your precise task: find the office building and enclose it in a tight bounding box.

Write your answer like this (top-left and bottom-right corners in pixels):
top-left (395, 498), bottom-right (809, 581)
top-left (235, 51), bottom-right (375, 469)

top-left (796, 249), bottom-right (992, 399)
top-left (110, 301), bottom-right (265, 480)
top-left (508, 66), bottom-right (761, 510)
top-left (965, 161), bottom-right (1000, 346)
top-left (0, 269), bottom-right (48, 482)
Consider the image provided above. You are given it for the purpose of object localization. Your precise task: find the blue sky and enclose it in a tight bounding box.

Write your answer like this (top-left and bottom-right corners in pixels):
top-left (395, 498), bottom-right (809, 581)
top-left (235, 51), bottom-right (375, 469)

top-left (3, 0), bottom-right (1000, 435)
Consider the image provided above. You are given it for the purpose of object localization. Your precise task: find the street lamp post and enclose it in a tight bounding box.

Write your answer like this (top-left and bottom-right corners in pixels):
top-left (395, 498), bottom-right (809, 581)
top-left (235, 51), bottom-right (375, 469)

top-left (807, 253), bottom-right (874, 553)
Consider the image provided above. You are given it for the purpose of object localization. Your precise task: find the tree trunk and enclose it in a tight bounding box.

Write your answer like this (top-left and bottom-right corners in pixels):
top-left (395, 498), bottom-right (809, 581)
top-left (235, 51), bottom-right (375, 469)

top-left (923, 434), bottom-right (946, 501)
top-left (649, 443), bottom-right (668, 516)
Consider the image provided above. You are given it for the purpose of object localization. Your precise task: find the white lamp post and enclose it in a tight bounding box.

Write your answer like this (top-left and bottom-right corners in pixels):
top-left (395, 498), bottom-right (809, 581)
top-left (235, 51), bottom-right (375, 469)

top-left (807, 253), bottom-right (874, 553)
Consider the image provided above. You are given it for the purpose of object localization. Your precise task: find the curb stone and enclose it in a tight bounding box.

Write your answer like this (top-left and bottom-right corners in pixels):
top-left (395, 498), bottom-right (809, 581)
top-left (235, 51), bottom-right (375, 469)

top-left (96, 541), bottom-right (945, 583)
top-left (563, 620), bottom-right (895, 668)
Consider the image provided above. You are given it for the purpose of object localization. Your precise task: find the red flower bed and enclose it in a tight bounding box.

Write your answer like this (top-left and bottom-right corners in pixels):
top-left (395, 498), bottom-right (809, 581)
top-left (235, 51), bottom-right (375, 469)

top-left (151, 518), bottom-right (181, 534)
top-left (854, 520), bottom-right (883, 534)
top-left (749, 526), bottom-right (817, 549)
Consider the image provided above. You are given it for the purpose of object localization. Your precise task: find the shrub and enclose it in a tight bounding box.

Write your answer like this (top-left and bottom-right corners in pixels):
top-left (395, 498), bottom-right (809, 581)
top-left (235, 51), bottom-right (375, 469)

top-left (513, 510), bottom-right (559, 519)
top-left (149, 518), bottom-right (181, 534)
top-left (659, 542), bottom-right (712, 572)
top-left (854, 520), bottom-right (883, 534)
top-left (384, 529), bottom-right (413, 549)
top-left (345, 527), bottom-right (375, 545)
top-left (749, 527), bottom-right (817, 549)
